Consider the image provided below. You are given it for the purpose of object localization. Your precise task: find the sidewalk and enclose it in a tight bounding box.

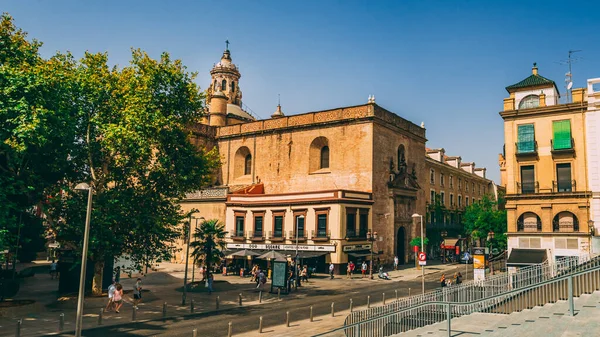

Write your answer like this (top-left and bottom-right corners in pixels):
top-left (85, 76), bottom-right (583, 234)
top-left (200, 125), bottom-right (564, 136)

top-left (0, 260), bottom-right (463, 336)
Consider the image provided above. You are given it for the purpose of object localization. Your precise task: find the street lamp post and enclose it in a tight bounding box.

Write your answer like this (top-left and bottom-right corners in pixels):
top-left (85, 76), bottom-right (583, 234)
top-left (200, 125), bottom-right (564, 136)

top-left (366, 231), bottom-right (378, 280)
top-left (191, 217), bottom-right (205, 285)
top-left (487, 230), bottom-right (495, 276)
top-left (182, 214), bottom-right (193, 306)
top-left (74, 183), bottom-right (93, 337)
top-left (412, 214), bottom-right (425, 294)
top-left (295, 215), bottom-right (304, 289)
top-left (441, 230), bottom-right (448, 263)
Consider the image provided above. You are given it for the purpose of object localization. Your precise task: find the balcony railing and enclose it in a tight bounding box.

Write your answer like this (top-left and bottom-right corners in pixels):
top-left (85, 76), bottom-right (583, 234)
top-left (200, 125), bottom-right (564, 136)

top-left (553, 221), bottom-right (579, 232)
top-left (232, 230), bottom-right (246, 241)
top-left (515, 141), bottom-right (538, 157)
top-left (288, 230), bottom-right (307, 241)
top-left (553, 180), bottom-right (576, 193)
top-left (268, 230), bottom-right (285, 242)
top-left (249, 231), bottom-right (265, 241)
top-left (346, 229), bottom-right (368, 240)
top-left (516, 181), bottom-right (539, 194)
top-left (311, 230), bottom-right (331, 241)
top-left (551, 138), bottom-right (575, 154)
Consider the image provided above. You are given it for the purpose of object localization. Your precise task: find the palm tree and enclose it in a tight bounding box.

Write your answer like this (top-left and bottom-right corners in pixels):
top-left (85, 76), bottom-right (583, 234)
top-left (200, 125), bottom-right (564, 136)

top-left (189, 219), bottom-right (227, 274)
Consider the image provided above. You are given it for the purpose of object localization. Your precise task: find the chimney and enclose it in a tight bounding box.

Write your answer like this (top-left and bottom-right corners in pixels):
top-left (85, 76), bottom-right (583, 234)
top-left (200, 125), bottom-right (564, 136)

top-left (532, 62), bottom-right (538, 76)
top-left (461, 162), bottom-right (475, 174)
top-left (474, 168), bottom-right (487, 179)
top-left (445, 156), bottom-right (461, 168)
top-left (572, 88), bottom-right (587, 103)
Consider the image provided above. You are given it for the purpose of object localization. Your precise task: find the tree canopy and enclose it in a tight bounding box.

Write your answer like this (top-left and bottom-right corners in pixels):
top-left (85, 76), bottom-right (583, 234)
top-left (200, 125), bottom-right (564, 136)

top-left (462, 194), bottom-right (507, 250)
top-left (1, 13), bottom-right (220, 293)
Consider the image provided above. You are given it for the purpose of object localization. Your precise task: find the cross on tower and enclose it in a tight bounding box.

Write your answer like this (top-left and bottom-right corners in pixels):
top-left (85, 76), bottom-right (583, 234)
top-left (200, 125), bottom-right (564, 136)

top-left (225, 40), bottom-right (230, 50)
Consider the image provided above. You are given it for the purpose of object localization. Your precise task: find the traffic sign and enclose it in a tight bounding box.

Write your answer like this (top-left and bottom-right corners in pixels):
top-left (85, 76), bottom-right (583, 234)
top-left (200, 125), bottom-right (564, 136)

top-left (418, 252), bottom-right (426, 262)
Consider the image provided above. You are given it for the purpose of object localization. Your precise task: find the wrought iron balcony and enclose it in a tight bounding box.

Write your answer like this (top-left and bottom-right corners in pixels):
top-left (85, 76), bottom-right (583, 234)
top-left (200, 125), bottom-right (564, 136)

top-left (553, 180), bottom-right (576, 193)
top-left (515, 141), bottom-right (538, 157)
top-left (311, 230), bottom-right (331, 241)
top-left (231, 230), bottom-right (246, 241)
top-left (553, 220), bottom-right (579, 232)
top-left (268, 230), bottom-right (285, 242)
top-left (516, 181), bottom-right (539, 194)
top-left (249, 231), bottom-right (265, 241)
top-left (345, 229), bottom-right (368, 241)
top-left (551, 138), bottom-right (575, 154)
top-left (289, 230), bottom-right (307, 241)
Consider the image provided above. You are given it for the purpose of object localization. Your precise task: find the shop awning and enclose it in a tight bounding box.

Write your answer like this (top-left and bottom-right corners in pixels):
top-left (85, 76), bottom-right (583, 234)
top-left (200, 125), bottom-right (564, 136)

top-left (441, 238), bottom-right (460, 250)
top-left (347, 250), bottom-right (372, 258)
top-left (507, 248), bottom-right (547, 266)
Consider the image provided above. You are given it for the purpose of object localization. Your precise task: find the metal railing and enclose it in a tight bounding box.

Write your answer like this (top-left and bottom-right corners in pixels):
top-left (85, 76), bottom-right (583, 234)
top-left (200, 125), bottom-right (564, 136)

top-left (516, 181), bottom-right (539, 194)
top-left (316, 255), bottom-right (600, 337)
top-left (267, 230), bottom-right (284, 240)
top-left (552, 179), bottom-right (576, 193)
top-left (311, 230), bottom-right (331, 240)
top-left (289, 230), bottom-right (307, 240)
top-left (342, 254), bottom-right (594, 330)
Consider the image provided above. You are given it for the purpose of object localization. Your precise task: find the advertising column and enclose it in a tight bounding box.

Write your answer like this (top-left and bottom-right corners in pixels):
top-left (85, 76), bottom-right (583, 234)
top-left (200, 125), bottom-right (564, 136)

top-left (472, 247), bottom-right (486, 281)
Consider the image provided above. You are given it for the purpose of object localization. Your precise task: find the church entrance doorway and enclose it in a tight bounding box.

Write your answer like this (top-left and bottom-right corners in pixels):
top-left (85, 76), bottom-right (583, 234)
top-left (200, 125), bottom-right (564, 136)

top-left (396, 227), bottom-right (405, 265)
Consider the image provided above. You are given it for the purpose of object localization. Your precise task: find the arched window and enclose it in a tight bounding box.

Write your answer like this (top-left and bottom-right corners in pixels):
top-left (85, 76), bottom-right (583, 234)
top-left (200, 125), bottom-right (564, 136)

top-left (553, 212), bottom-right (578, 232)
top-left (244, 154), bottom-right (252, 175)
top-left (519, 95), bottom-right (540, 109)
top-left (231, 81), bottom-right (235, 93)
top-left (397, 145), bottom-right (406, 171)
top-left (221, 79), bottom-right (227, 91)
top-left (518, 212), bottom-right (541, 232)
top-left (320, 146), bottom-right (330, 169)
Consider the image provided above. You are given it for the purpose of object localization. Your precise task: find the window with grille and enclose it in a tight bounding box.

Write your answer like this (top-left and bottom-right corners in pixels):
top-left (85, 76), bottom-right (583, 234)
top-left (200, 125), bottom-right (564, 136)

top-left (556, 163), bottom-right (572, 192)
top-left (552, 120), bottom-right (572, 150)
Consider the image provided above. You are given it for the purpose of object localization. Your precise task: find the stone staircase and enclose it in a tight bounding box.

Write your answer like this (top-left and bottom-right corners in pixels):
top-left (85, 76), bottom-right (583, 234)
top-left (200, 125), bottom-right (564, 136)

top-left (396, 291), bottom-right (600, 336)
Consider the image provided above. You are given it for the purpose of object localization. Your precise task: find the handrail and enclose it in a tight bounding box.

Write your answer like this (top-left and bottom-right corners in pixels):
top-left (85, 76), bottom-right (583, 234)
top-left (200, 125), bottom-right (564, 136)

top-left (315, 260), bottom-right (600, 336)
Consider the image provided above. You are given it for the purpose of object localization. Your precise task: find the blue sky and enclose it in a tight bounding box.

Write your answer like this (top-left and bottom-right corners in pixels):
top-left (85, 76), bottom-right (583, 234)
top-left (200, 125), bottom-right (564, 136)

top-left (4, 0), bottom-right (599, 183)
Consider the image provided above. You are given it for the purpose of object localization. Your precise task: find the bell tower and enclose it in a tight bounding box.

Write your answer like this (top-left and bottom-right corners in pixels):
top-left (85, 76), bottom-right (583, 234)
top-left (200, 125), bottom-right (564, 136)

top-left (207, 40), bottom-right (242, 108)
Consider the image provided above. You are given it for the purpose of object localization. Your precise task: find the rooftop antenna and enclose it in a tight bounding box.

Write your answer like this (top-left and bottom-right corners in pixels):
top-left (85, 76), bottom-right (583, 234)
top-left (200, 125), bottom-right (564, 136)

top-left (557, 50), bottom-right (582, 103)
top-left (278, 93), bottom-right (281, 106)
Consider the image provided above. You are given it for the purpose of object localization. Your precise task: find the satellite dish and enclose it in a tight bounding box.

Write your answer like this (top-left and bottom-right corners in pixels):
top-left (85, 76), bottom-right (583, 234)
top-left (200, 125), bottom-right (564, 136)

top-left (567, 82), bottom-right (573, 90)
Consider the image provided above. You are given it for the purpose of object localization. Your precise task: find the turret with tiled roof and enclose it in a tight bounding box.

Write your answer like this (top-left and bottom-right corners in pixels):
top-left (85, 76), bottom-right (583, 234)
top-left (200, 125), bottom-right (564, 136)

top-left (505, 63), bottom-right (560, 95)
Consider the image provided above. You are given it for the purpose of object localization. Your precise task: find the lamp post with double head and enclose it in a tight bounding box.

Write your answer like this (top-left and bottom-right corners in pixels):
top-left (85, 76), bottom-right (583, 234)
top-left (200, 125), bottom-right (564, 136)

top-left (487, 230), bottom-right (495, 275)
top-left (366, 231), bottom-right (378, 280)
top-left (74, 183), bottom-right (93, 337)
top-left (411, 213), bottom-right (425, 294)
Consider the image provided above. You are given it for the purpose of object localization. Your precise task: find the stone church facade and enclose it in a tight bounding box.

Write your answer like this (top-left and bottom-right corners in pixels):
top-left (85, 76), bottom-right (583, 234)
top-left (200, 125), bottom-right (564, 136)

top-left (179, 47), bottom-right (492, 273)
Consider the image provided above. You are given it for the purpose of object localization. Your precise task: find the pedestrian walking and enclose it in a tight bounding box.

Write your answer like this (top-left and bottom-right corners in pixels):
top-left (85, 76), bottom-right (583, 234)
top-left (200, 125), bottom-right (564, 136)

top-left (361, 261), bottom-right (367, 278)
top-left (456, 272), bottom-right (463, 285)
top-left (393, 256), bottom-right (399, 270)
top-left (133, 278), bottom-right (142, 309)
top-left (440, 274), bottom-right (446, 288)
top-left (207, 271), bottom-right (214, 293)
top-left (301, 265), bottom-right (308, 282)
top-left (329, 262), bottom-right (335, 279)
top-left (113, 283), bottom-right (124, 313)
top-left (346, 262), bottom-right (352, 279)
top-left (104, 279), bottom-right (116, 312)
top-left (49, 260), bottom-right (58, 280)
top-left (256, 270), bottom-right (266, 289)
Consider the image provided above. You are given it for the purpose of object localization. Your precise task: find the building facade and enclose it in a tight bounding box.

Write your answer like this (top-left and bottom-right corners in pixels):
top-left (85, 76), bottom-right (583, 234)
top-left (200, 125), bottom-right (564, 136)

top-left (179, 46), bottom-right (499, 273)
top-left (424, 148), bottom-right (497, 259)
top-left (586, 78), bottom-right (600, 240)
top-left (499, 63), bottom-right (592, 266)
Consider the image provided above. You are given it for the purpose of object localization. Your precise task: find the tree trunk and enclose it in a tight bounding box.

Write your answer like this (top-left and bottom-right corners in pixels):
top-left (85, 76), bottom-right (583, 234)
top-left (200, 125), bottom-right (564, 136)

top-left (92, 260), bottom-right (104, 296)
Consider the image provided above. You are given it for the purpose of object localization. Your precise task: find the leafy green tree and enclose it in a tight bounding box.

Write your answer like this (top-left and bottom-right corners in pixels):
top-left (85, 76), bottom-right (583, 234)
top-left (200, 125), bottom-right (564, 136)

top-left (189, 219), bottom-right (227, 274)
top-left (44, 49), bottom-right (219, 294)
top-left (462, 194), bottom-right (507, 250)
top-left (409, 237), bottom-right (429, 250)
top-left (0, 13), bottom-right (79, 263)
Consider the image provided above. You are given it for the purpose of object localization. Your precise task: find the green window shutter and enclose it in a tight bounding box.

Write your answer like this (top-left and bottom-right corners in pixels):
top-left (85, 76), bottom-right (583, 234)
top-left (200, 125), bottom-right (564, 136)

top-left (517, 124), bottom-right (535, 152)
top-left (553, 120), bottom-right (571, 150)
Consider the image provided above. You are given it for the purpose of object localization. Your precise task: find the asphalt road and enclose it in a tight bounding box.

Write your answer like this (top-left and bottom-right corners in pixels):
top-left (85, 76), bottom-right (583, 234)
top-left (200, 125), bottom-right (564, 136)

top-left (59, 266), bottom-right (466, 337)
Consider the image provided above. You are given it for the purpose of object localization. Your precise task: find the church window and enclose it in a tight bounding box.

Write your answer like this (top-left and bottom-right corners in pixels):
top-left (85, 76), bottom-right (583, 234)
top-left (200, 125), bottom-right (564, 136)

top-left (309, 137), bottom-right (330, 173)
top-left (320, 146), bottom-right (330, 169)
top-left (221, 79), bottom-right (227, 91)
top-left (397, 145), bottom-right (406, 169)
top-left (244, 154), bottom-right (252, 175)
top-left (231, 81), bottom-right (235, 93)
top-left (519, 95), bottom-right (540, 109)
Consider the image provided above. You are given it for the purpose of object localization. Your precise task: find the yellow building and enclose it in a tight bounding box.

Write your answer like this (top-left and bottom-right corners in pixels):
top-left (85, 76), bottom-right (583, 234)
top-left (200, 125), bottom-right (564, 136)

top-left (499, 63), bottom-right (592, 266)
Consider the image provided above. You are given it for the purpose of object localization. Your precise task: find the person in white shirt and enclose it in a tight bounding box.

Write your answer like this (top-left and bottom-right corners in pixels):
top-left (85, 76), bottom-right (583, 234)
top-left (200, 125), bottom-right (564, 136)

top-left (393, 256), bottom-right (399, 270)
top-left (329, 263), bottom-right (335, 279)
top-left (104, 279), bottom-right (116, 312)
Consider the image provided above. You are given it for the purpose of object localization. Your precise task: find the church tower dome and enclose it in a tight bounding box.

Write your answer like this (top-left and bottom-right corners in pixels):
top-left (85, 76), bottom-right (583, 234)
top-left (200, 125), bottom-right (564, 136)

top-left (208, 41), bottom-right (242, 107)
